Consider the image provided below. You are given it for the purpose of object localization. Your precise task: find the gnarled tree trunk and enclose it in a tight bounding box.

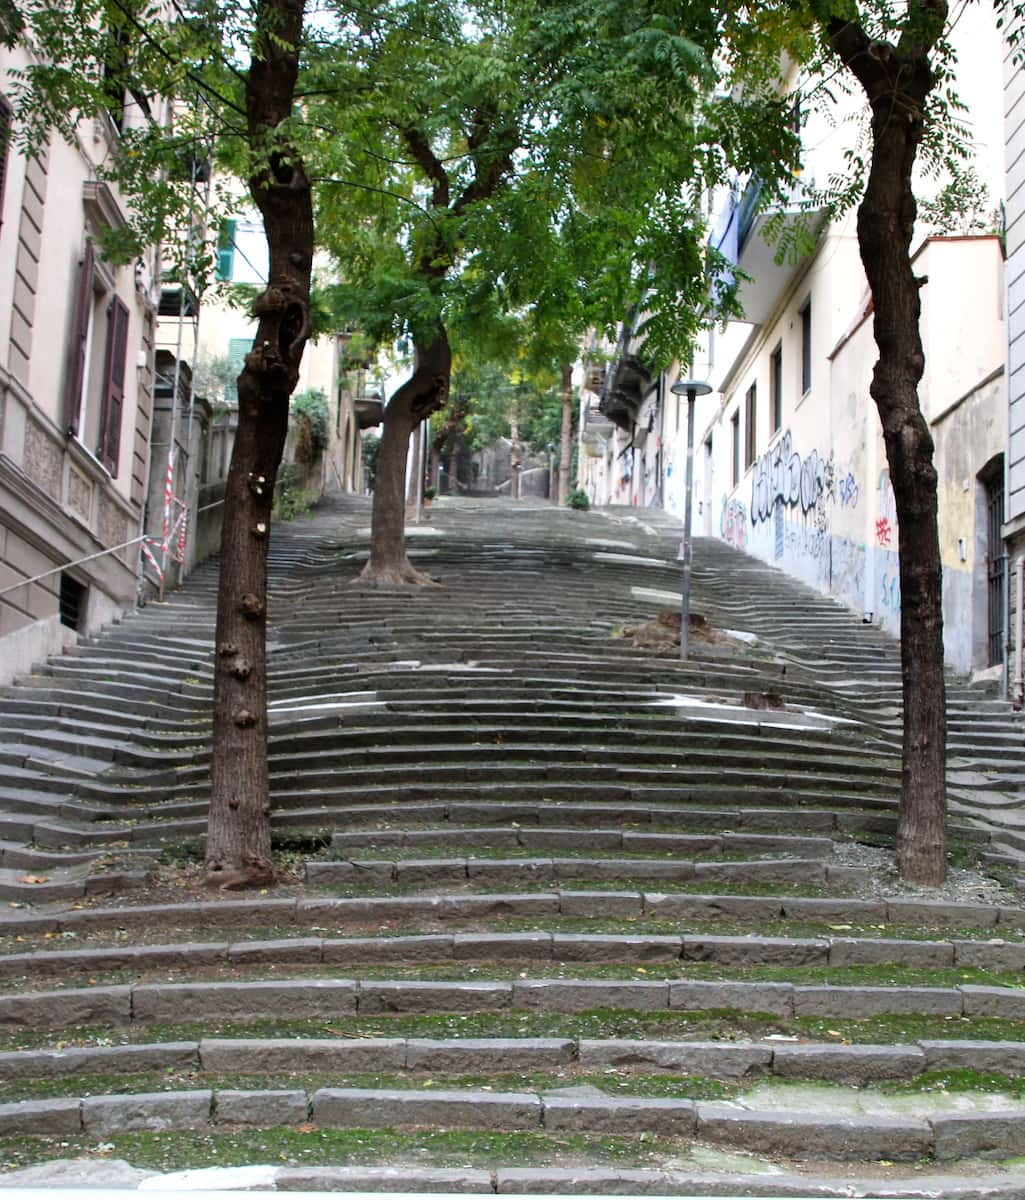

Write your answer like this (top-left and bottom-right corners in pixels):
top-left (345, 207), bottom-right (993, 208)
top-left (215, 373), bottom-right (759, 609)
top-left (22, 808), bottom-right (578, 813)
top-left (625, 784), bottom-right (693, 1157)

top-left (359, 329), bottom-right (451, 584)
top-left (206, 0), bottom-right (314, 888)
top-left (826, 5), bottom-right (948, 883)
top-left (558, 362), bottom-right (573, 505)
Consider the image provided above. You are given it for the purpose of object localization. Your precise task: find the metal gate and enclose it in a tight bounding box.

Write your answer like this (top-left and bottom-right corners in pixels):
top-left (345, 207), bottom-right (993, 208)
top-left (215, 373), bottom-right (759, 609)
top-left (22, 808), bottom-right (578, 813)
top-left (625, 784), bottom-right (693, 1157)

top-left (986, 471), bottom-right (1006, 667)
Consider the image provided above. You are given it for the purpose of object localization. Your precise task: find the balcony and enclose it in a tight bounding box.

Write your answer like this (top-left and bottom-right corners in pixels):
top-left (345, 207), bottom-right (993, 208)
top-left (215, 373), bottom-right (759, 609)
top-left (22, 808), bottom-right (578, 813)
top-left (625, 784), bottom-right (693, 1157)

top-left (355, 396), bottom-right (384, 430)
top-left (600, 354), bottom-right (652, 434)
top-left (711, 175), bottom-right (826, 326)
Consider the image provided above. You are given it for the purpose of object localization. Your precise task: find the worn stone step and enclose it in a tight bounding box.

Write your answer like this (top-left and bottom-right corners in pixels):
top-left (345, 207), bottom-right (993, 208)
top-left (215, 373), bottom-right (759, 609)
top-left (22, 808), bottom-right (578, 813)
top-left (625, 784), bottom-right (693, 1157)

top-left (1, 1083), bottom-right (1023, 1164)
top-left (4, 976), bottom-right (1025, 1030)
top-left (306, 856), bottom-right (842, 889)
top-left (7, 1034), bottom-right (1025, 1085)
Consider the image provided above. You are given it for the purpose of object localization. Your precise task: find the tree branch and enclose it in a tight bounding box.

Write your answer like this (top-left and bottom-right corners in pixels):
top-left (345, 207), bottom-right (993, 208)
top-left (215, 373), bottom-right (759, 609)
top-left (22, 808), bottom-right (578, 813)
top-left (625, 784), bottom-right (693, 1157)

top-left (402, 125), bottom-right (450, 208)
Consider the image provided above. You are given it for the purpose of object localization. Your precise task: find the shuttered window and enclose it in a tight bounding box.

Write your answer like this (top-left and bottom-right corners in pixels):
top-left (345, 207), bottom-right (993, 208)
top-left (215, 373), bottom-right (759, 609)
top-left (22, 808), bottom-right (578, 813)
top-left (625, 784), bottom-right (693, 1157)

top-left (64, 241), bottom-right (96, 437)
top-left (216, 219), bottom-right (237, 281)
top-left (98, 295), bottom-right (129, 475)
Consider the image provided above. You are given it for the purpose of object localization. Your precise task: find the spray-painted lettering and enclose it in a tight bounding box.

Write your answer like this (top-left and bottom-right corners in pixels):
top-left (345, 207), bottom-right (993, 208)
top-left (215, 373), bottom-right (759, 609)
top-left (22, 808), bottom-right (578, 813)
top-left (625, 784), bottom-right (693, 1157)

top-left (750, 430), bottom-right (826, 524)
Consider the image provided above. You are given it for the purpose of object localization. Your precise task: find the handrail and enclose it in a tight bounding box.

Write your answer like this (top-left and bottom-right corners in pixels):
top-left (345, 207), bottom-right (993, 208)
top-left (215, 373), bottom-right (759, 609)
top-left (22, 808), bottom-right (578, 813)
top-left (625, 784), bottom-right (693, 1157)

top-left (0, 536), bottom-right (147, 599)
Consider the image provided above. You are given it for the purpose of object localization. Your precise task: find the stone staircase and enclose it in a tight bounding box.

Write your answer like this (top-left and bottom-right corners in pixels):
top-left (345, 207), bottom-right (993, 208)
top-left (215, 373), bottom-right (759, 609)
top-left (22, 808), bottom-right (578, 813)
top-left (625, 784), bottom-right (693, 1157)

top-left (1, 494), bottom-right (1025, 1194)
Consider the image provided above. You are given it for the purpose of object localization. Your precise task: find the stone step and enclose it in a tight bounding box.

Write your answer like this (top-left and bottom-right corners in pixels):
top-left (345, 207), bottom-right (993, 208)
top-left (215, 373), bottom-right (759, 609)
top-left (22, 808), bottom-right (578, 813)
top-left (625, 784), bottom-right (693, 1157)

top-left (3, 929), bottom-right (1023, 983)
top-left (0, 1083), bottom-right (1023, 1164)
top-left (304, 855), bottom-right (845, 889)
top-left (326, 828), bottom-right (838, 856)
top-left (4, 976), bottom-right (1025, 1030)
top-left (3, 889), bottom-right (1020, 939)
top-left (6, 1033), bottom-right (1025, 1085)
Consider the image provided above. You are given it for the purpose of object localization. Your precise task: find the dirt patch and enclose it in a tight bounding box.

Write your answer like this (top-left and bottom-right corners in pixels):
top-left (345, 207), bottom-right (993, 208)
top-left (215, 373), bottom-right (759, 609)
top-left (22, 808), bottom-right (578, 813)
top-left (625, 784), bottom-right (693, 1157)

top-left (621, 610), bottom-right (729, 651)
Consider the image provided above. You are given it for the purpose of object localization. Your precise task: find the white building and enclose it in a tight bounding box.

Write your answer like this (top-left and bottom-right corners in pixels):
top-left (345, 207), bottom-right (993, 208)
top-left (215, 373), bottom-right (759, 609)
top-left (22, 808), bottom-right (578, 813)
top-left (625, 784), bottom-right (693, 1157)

top-left (588, 9), bottom-right (1009, 679)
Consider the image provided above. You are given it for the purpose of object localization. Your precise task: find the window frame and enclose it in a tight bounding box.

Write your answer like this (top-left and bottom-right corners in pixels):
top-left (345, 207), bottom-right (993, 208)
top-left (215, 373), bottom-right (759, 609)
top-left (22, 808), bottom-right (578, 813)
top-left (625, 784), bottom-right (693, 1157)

top-left (730, 409), bottom-right (740, 489)
top-left (770, 342), bottom-right (783, 434)
top-left (800, 298), bottom-right (812, 396)
top-left (744, 382), bottom-right (757, 471)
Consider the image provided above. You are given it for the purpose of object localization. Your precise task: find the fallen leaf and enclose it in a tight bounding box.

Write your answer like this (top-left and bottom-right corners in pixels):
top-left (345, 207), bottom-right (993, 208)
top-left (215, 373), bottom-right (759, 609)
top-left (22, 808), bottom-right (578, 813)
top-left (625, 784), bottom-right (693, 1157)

top-left (18, 874), bottom-right (48, 884)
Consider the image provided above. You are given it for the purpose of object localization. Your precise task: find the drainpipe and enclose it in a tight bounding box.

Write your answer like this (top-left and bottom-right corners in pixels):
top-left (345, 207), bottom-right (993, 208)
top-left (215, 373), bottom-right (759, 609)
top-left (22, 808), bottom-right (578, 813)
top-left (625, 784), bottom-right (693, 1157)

top-left (1013, 557), bottom-right (1024, 709)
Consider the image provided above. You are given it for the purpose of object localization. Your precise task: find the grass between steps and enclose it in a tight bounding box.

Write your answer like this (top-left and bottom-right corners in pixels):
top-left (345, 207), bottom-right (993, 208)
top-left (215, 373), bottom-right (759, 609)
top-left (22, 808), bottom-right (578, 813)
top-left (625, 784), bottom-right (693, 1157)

top-left (0, 959), bottom-right (1016, 991)
top-left (0, 1127), bottom-right (674, 1174)
top-left (5, 1064), bottom-right (1025, 1106)
top-left (2, 916), bottom-right (1016, 954)
top-left (0, 1068), bottom-right (742, 1104)
top-left (4, 1008), bottom-right (1025, 1054)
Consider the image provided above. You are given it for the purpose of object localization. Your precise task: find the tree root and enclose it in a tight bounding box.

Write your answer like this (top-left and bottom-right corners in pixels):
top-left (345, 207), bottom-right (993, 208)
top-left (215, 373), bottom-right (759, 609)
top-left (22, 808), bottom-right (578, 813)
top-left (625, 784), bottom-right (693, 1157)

top-left (356, 560), bottom-right (443, 587)
top-left (203, 861), bottom-right (277, 891)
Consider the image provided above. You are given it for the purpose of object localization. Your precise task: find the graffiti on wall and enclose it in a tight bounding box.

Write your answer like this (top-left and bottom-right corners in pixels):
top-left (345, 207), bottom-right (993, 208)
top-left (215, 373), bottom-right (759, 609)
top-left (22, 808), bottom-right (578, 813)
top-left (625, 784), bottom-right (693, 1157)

top-left (876, 469), bottom-right (897, 543)
top-left (839, 473), bottom-right (859, 509)
top-left (750, 430), bottom-right (831, 524)
top-left (720, 497), bottom-right (748, 549)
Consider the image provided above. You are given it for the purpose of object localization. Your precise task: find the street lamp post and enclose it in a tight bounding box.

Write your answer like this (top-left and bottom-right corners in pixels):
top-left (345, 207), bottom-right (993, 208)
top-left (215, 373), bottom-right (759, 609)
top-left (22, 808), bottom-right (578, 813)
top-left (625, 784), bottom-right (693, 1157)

top-left (670, 378), bottom-right (713, 661)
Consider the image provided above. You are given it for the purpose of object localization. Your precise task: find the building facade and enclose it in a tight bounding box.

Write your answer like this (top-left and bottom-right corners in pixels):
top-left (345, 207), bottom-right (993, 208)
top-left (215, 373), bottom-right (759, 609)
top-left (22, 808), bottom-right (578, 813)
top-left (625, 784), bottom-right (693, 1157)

top-left (588, 10), bottom-right (1009, 682)
top-left (1003, 17), bottom-right (1025, 703)
top-left (0, 47), bottom-right (161, 685)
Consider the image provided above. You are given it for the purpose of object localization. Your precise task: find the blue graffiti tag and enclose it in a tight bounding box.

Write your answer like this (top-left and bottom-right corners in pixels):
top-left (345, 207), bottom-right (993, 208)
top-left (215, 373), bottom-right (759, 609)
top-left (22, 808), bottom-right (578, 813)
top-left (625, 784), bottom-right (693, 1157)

top-left (838, 473), bottom-right (859, 509)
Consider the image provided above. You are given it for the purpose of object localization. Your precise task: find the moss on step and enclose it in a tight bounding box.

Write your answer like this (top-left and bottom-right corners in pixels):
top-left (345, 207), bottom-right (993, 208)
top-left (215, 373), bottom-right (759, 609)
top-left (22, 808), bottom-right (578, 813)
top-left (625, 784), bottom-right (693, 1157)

top-left (0, 1068), bottom-right (740, 1104)
top-left (0, 1127), bottom-right (673, 1174)
top-left (5, 1008), bottom-right (1025, 1055)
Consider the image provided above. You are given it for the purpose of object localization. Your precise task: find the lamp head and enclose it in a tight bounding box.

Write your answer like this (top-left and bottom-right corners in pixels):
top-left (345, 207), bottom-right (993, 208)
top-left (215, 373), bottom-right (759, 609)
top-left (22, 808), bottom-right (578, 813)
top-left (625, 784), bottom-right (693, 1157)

top-left (670, 379), bottom-right (714, 398)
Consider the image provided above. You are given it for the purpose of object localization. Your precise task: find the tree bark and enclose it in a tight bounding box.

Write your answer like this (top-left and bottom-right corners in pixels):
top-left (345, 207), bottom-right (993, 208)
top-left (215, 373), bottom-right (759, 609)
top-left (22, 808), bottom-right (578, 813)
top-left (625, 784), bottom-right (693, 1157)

top-left (206, 0), bottom-right (314, 888)
top-left (359, 329), bottom-right (451, 584)
top-left (558, 362), bottom-right (573, 505)
top-left (825, 5), bottom-right (948, 883)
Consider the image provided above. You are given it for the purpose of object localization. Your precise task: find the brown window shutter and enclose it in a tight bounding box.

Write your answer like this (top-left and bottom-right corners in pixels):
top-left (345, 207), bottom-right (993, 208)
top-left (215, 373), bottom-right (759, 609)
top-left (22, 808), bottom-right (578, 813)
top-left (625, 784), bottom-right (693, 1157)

top-left (64, 241), bottom-right (95, 437)
top-left (99, 294), bottom-right (129, 475)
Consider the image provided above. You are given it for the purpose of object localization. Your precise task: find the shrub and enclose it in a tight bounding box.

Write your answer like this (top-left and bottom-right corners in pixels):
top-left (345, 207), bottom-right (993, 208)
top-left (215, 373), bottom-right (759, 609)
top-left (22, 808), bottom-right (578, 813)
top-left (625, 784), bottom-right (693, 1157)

top-left (291, 389), bottom-right (330, 461)
top-left (566, 488), bottom-right (590, 511)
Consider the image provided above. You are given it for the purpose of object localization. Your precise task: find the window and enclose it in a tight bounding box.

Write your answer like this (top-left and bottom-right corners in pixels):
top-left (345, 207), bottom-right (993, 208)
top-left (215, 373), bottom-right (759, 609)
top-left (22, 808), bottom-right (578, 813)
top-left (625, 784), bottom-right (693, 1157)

top-left (731, 410), bottom-right (740, 488)
top-left (744, 383), bottom-right (757, 471)
top-left (800, 299), bottom-right (812, 395)
top-left (216, 219), bottom-right (237, 282)
top-left (225, 337), bottom-right (250, 404)
top-left (63, 240), bottom-right (129, 476)
top-left (770, 342), bottom-right (783, 434)
top-left (0, 96), bottom-right (11, 235)
top-left (59, 574), bottom-right (86, 631)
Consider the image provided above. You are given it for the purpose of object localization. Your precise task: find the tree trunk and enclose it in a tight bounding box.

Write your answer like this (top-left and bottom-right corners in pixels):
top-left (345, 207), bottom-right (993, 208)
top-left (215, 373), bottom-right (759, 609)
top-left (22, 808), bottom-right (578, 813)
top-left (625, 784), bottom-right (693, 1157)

top-left (206, 0), bottom-right (314, 889)
top-left (558, 362), bottom-right (573, 505)
top-left (826, 8), bottom-right (948, 884)
top-left (360, 329), bottom-right (451, 584)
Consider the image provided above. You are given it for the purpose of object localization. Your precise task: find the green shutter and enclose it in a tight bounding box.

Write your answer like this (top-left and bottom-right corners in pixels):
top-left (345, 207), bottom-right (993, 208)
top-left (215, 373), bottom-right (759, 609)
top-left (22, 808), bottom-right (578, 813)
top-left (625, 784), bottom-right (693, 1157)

top-left (216, 219), bottom-right (236, 281)
top-left (225, 336), bottom-right (250, 404)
